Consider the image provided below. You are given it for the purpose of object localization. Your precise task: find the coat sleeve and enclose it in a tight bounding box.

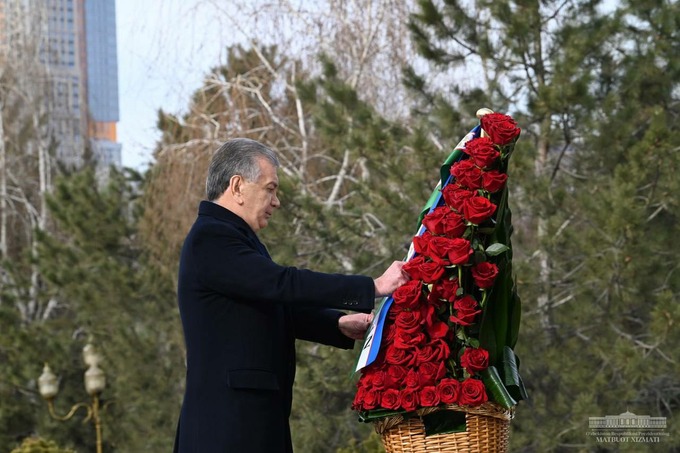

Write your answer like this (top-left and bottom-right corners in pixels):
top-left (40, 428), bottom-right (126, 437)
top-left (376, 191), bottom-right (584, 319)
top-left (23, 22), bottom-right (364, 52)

top-left (291, 308), bottom-right (355, 349)
top-left (190, 222), bottom-right (376, 312)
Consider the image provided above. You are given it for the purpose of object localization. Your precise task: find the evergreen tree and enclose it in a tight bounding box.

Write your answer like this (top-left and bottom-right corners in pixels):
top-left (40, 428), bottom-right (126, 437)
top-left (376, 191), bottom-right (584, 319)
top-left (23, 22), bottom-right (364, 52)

top-left (1, 167), bottom-right (184, 452)
top-left (408, 0), bottom-right (680, 451)
top-left (518, 1), bottom-right (680, 450)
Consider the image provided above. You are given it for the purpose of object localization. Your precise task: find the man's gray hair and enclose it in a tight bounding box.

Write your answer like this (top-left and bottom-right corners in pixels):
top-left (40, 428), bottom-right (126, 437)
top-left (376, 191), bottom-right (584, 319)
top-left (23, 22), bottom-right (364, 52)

top-left (206, 138), bottom-right (280, 201)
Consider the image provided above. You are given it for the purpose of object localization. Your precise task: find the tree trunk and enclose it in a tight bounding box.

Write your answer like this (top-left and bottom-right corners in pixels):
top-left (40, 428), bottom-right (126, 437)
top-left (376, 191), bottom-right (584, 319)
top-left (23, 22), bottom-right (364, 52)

top-left (535, 117), bottom-right (552, 334)
top-left (0, 101), bottom-right (6, 259)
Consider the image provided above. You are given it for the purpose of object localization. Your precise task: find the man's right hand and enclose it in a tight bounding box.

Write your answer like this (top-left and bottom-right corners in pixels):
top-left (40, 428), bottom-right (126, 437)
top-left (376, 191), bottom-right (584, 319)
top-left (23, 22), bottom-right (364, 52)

top-left (374, 261), bottom-right (409, 297)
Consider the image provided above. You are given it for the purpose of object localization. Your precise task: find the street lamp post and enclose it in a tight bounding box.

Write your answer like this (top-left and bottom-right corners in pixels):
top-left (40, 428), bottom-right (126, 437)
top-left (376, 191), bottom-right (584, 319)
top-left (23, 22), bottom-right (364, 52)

top-left (38, 343), bottom-right (107, 453)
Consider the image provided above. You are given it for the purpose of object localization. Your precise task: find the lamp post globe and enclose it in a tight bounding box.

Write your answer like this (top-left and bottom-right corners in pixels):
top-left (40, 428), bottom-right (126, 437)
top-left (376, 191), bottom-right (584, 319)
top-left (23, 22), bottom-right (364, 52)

top-left (84, 363), bottom-right (106, 396)
top-left (38, 363), bottom-right (59, 400)
top-left (83, 343), bottom-right (100, 367)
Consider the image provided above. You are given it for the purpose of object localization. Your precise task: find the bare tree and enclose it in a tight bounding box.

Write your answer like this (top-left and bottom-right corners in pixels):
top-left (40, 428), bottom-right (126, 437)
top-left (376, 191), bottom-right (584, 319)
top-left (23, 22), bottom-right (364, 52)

top-left (140, 0), bottom-right (425, 273)
top-left (0, 0), bottom-right (57, 320)
top-left (185, 0), bottom-right (418, 119)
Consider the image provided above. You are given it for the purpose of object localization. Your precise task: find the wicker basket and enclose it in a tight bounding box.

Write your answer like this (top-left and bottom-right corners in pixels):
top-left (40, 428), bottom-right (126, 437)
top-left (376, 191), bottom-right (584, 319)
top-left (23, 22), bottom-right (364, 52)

top-left (374, 403), bottom-right (513, 453)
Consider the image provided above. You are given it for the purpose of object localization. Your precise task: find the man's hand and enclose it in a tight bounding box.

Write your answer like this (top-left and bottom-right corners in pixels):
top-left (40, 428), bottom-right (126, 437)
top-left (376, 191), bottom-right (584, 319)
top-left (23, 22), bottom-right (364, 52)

top-left (339, 313), bottom-right (374, 340)
top-left (373, 260), bottom-right (409, 297)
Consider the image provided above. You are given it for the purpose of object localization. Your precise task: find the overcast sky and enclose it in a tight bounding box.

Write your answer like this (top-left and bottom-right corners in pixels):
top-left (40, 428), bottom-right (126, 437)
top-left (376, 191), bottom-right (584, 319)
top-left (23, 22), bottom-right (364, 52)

top-left (115, 0), bottom-right (233, 170)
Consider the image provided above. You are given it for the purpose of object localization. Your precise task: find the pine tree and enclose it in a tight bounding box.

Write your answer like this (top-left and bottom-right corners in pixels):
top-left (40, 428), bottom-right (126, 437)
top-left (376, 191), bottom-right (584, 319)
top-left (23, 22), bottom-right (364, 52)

top-left (406, 0), bottom-right (680, 451)
top-left (0, 167), bottom-right (185, 452)
top-left (518, 1), bottom-right (680, 450)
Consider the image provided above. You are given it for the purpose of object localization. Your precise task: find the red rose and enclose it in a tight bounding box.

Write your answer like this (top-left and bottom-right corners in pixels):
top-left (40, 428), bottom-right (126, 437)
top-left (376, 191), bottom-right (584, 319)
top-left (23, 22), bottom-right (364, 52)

top-left (352, 386), bottom-right (367, 410)
top-left (419, 386), bottom-right (441, 407)
top-left (392, 280), bottom-right (424, 310)
top-left (471, 262), bottom-right (499, 289)
top-left (412, 233), bottom-right (432, 256)
top-left (442, 212), bottom-right (467, 238)
top-left (444, 238), bottom-right (473, 265)
top-left (400, 388), bottom-right (420, 411)
top-left (437, 378), bottom-right (461, 404)
top-left (422, 206), bottom-right (448, 235)
top-left (480, 112), bottom-right (521, 146)
top-left (482, 170), bottom-right (508, 193)
top-left (463, 137), bottom-right (500, 168)
top-left (419, 303), bottom-right (436, 326)
top-left (459, 378), bottom-right (488, 406)
top-left (451, 159), bottom-right (483, 190)
top-left (403, 255), bottom-right (446, 283)
top-left (395, 310), bottom-right (422, 333)
top-left (380, 388), bottom-right (402, 410)
top-left (429, 277), bottom-right (460, 303)
top-left (417, 340), bottom-right (451, 364)
top-left (427, 320), bottom-right (450, 339)
top-left (423, 206), bottom-right (467, 238)
top-left (442, 185), bottom-right (475, 212)
top-left (394, 330), bottom-right (426, 350)
top-left (426, 236), bottom-right (460, 265)
top-left (385, 344), bottom-right (416, 366)
top-left (418, 361), bottom-right (446, 387)
top-left (427, 286), bottom-right (444, 306)
top-left (405, 369), bottom-right (420, 388)
top-left (462, 196), bottom-right (497, 225)
top-left (453, 295), bottom-right (479, 312)
top-left (369, 369), bottom-right (389, 389)
top-left (460, 347), bottom-right (490, 375)
top-left (362, 387), bottom-right (381, 410)
top-left (385, 365), bottom-right (407, 388)
top-left (449, 295), bottom-right (481, 326)
top-left (433, 339), bottom-right (451, 361)
top-left (357, 374), bottom-right (371, 391)
top-left (357, 370), bottom-right (373, 389)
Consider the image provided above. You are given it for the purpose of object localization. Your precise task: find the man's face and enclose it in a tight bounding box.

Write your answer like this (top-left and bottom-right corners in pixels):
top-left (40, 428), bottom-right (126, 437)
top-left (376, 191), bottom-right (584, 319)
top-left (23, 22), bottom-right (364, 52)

top-left (240, 157), bottom-right (280, 232)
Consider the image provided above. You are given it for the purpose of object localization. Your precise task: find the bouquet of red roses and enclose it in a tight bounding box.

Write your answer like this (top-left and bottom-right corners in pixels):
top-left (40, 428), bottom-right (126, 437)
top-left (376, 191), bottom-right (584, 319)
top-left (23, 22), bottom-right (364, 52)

top-left (353, 111), bottom-right (527, 423)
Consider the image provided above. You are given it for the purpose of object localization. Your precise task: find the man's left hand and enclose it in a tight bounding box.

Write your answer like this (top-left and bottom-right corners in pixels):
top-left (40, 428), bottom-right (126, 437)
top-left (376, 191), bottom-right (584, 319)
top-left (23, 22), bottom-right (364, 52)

top-left (339, 313), bottom-right (374, 340)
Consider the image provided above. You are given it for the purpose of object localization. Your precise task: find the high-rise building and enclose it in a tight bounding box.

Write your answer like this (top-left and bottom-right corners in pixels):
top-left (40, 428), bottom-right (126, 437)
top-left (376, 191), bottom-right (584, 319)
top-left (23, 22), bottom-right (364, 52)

top-left (45, 0), bottom-right (88, 167)
top-left (0, 0), bottom-right (121, 171)
top-left (84, 0), bottom-right (121, 170)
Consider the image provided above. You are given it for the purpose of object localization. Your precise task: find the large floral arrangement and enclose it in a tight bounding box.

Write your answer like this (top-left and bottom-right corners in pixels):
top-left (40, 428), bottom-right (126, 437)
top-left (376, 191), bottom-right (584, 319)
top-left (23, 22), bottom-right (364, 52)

top-left (353, 111), bottom-right (526, 423)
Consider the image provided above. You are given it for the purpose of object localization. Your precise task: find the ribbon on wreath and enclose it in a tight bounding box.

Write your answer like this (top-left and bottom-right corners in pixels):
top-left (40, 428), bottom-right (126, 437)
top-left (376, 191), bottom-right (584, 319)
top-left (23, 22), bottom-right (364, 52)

top-left (355, 125), bottom-right (481, 373)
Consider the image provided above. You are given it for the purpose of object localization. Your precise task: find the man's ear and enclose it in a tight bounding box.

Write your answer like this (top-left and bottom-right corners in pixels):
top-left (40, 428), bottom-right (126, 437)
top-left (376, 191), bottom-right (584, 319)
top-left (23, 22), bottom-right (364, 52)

top-left (229, 175), bottom-right (245, 204)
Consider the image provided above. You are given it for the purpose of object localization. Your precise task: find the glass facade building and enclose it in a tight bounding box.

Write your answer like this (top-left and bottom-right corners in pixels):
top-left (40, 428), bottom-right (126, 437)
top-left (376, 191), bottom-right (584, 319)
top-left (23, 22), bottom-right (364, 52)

top-left (84, 0), bottom-right (121, 171)
top-left (0, 0), bottom-right (121, 171)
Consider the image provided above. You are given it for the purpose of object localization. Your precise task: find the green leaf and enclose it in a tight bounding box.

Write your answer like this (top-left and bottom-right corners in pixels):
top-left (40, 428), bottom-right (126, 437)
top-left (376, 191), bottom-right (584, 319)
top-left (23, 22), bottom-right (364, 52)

top-left (417, 181), bottom-right (442, 227)
top-left (486, 265), bottom-right (510, 361)
top-left (440, 148), bottom-right (464, 185)
top-left (357, 408), bottom-right (408, 423)
top-left (499, 347), bottom-right (528, 402)
top-left (478, 308), bottom-right (497, 364)
top-left (508, 277), bottom-right (522, 349)
top-left (485, 243), bottom-right (510, 256)
top-left (422, 409), bottom-right (467, 435)
top-left (481, 366), bottom-right (517, 409)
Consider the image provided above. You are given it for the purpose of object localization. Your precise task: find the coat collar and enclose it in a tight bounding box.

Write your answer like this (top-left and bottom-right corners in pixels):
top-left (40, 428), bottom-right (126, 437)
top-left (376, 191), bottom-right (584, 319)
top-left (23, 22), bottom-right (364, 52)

top-left (198, 201), bottom-right (271, 257)
top-left (198, 201), bottom-right (253, 233)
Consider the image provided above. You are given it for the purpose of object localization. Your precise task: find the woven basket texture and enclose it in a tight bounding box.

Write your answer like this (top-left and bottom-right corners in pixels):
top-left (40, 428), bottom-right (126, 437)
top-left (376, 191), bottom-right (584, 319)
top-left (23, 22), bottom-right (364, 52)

top-left (375, 403), bottom-right (512, 453)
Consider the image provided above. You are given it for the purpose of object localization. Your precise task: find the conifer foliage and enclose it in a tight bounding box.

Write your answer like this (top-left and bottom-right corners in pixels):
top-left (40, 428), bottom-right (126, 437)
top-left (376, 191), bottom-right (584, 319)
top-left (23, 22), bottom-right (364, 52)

top-left (0, 1), bottom-right (678, 452)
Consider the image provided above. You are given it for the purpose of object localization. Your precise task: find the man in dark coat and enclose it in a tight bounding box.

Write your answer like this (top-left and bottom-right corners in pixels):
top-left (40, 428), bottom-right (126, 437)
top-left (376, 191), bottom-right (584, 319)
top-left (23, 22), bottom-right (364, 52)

top-left (173, 138), bottom-right (407, 453)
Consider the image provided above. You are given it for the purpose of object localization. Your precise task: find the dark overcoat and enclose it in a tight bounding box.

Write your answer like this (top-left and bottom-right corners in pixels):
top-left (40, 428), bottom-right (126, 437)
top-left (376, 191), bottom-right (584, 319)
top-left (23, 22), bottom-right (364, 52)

top-left (173, 201), bottom-right (375, 453)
